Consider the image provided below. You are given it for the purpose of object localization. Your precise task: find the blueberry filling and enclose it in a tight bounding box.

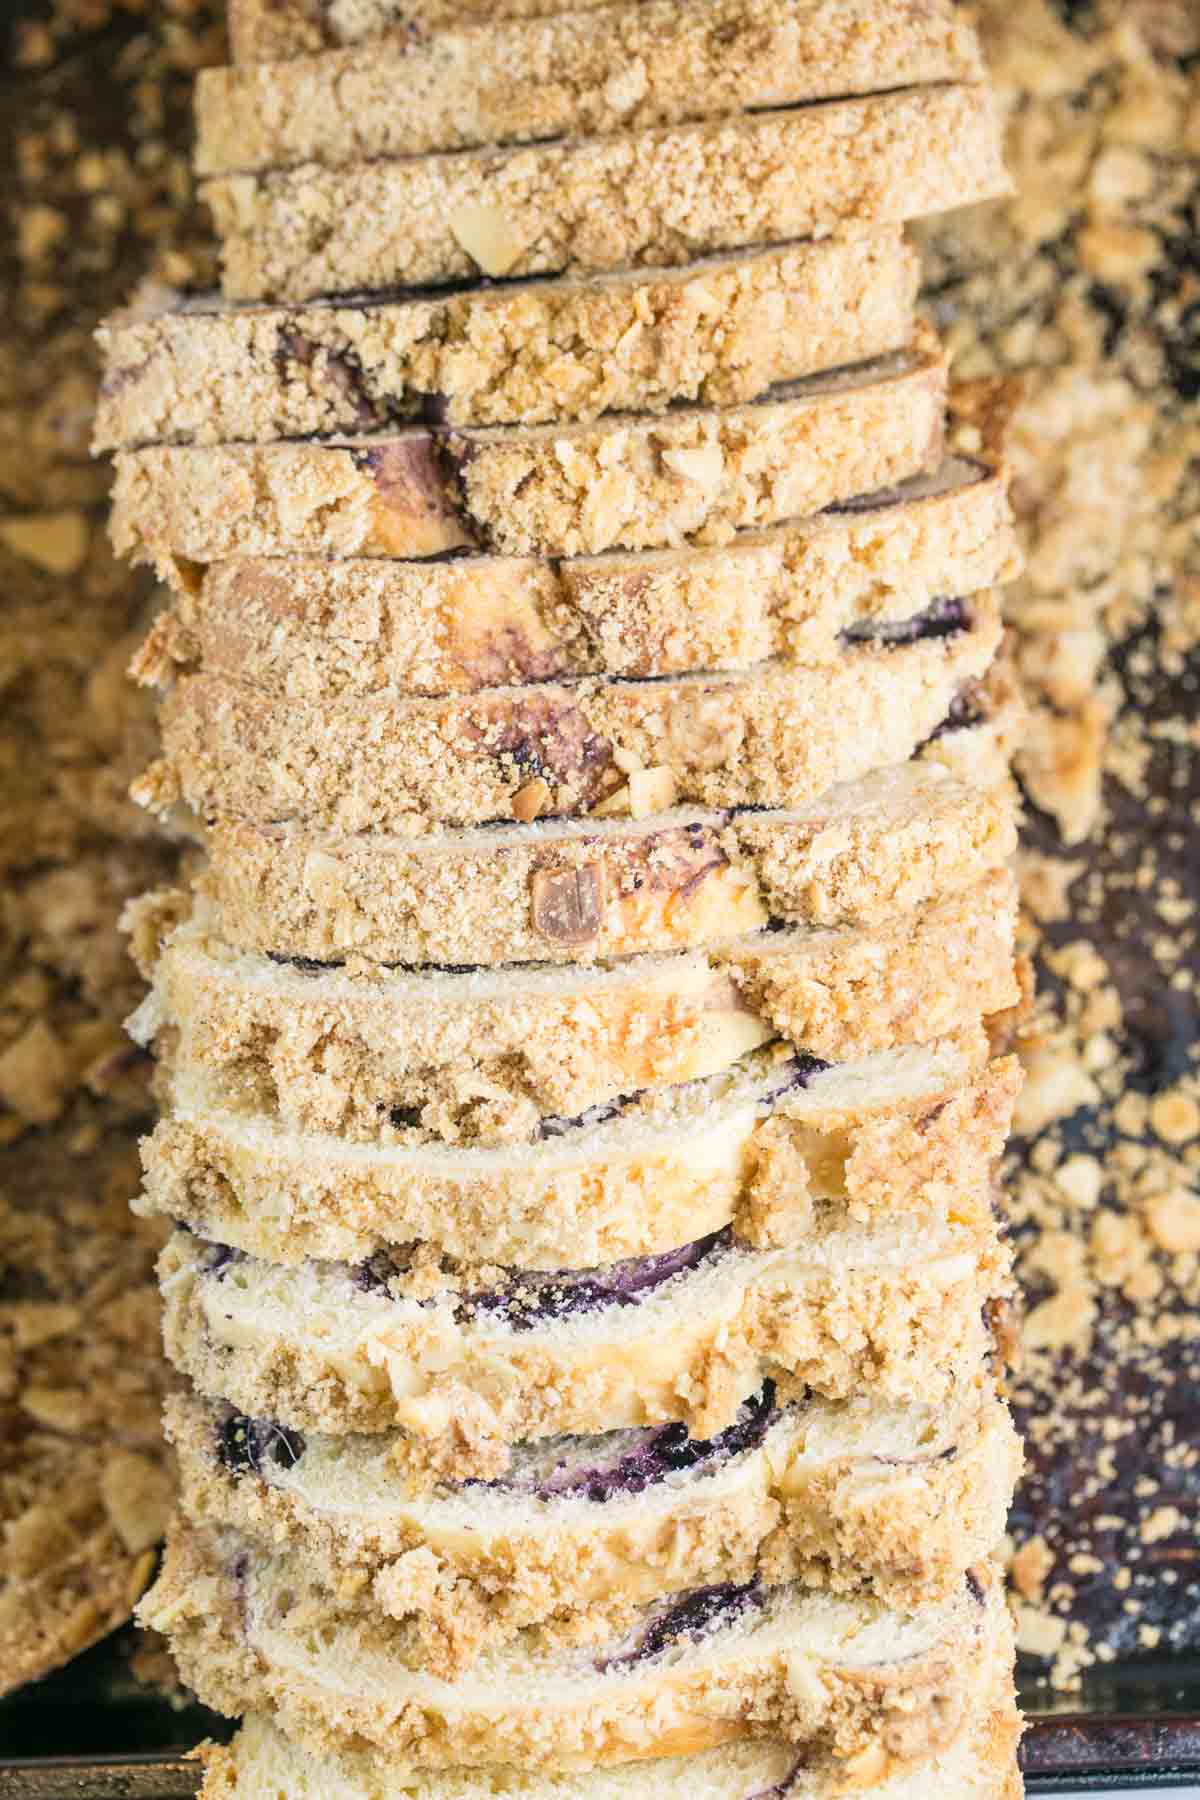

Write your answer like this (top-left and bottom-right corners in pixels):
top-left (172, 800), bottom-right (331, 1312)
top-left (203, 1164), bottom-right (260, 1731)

top-left (537, 1092), bottom-right (638, 1140)
top-left (486, 1383), bottom-right (778, 1505)
top-left (772, 1052), bottom-right (831, 1095)
top-left (267, 950), bottom-right (341, 973)
top-left (822, 458), bottom-right (985, 517)
top-left (266, 949), bottom-right (485, 977)
top-left (216, 1409), bottom-right (306, 1479)
top-left (457, 1227), bottom-right (732, 1333)
top-left (273, 328), bottom-right (387, 434)
top-left (353, 1248), bottom-right (411, 1295)
top-left (823, 481), bottom-right (918, 516)
top-left (841, 595), bottom-right (969, 647)
top-left (598, 1577), bottom-right (764, 1671)
top-left (201, 1242), bottom-right (244, 1277)
top-left (924, 686), bottom-right (985, 742)
top-left (388, 1105), bottom-right (425, 1130)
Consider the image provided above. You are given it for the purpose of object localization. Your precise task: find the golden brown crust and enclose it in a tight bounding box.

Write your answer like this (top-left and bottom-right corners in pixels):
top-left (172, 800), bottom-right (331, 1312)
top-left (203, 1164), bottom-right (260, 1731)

top-left (111, 346), bottom-right (945, 569)
top-left (198, 764), bottom-right (1016, 966)
top-left (146, 1525), bottom-right (1004, 1771)
top-left (203, 87), bottom-right (1010, 301)
top-left (130, 874), bottom-right (1018, 1143)
top-left (138, 1045), bottom-right (1022, 1268)
top-left (137, 602), bottom-right (999, 836)
top-left (157, 1214), bottom-right (1011, 1446)
top-left (167, 1386), bottom-right (1020, 1657)
top-left (196, 0), bottom-right (983, 173)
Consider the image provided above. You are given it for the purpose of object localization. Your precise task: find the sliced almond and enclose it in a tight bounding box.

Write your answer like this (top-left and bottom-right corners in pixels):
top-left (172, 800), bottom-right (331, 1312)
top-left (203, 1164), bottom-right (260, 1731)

top-left (660, 445), bottom-right (725, 489)
top-left (531, 864), bottom-right (606, 946)
top-left (448, 203), bottom-right (526, 278)
top-left (511, 776), bottom-right (551, 823)
top-left (627, 765), bottom-right (677, 818)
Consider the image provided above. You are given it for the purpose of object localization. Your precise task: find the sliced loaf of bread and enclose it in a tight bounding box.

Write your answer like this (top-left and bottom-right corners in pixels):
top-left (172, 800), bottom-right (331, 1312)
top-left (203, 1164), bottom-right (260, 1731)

top-left (95, 236), bottom-right (920, 444)
top-left (196, 1683), bottom-right (1022, 1799)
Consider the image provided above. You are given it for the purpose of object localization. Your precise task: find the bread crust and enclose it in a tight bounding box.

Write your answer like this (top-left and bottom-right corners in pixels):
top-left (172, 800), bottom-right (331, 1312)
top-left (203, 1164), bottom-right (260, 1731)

top-left (144, 1524), bottom-right (1003, 1772)
top-left (166, 1386), bottom-right (1020, 1658)
top-left (136, 602), bottom-right (999, 837)
top-left (203, 88), bottom-right (1010, 302)
top-left (96, 237), bottom-right (921, 444)
top-left (111, 347), bottom-right (945, 569)
top-left (196, 0), bottom-right (983, 174)
top-left (128, 873), bottom-right (1019, 1142)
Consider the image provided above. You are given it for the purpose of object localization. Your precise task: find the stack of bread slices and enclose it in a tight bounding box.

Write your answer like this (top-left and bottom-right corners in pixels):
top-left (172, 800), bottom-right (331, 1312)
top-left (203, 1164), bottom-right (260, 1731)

top-left (96, 1), bottom-right (1029, 1792)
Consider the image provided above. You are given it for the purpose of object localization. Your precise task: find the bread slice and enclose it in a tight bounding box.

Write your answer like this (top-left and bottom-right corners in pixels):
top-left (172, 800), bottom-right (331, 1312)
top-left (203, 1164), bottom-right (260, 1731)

top-left (136, 596), bottom-right (999, 836)
top-left (158, 1204), bottom-right (1011, 1447)
top-left (203, 87), bottom-right (1010, 300)
top-left (142, 1522), bottom-right (1007, 1771)
top-left (96, 236), bottom-right (921, 445)
top-left (111, 346), bottom-right (944, 570)
top-left (139, 1039), bottom-right (1022, 1267)
top-left (129, 458), bottom-right (1019, 697)
top-left (196, 1666), bottom-right (1022, 1799)
top-left (196, 0), bottom-right (983, 174)
top-left (198, 761), bottom-right (1016, 967)
top-left (227, 0), bottom-right (642, 63)
top-left (167, 1383), bottom-right (1020, 1652)
top-left (127, 871), bottom-right (1018, 1142)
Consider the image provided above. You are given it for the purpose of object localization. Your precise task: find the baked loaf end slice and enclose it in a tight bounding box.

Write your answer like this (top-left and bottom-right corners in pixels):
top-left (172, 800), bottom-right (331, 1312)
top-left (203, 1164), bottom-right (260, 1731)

top-left (167, 1383), bottom-right (1020, 1657)
top-left (204, 87), bottom-right (1010, 302)
top-left (199, 761), bottom-right (1017, 966)
top-left (196, 0), bottom-right (983, 174)
top-left (157, 1207), bottom-right (1011, 1447)
top-left (111, 345), bottom-right (944, 570)
top-left (138, 598), bottom-right (998, 836)
top-left (129, 458), bottom-right (1019, 696)
top-left (144, 1526), bottom-right (1007, 1772)
top-left (95, 236), bottom-right (921, 445)
top-left (127, 872), bottom-right (1018, 1142)
top-left (139, 1040), bottom-right (1022, 1268)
